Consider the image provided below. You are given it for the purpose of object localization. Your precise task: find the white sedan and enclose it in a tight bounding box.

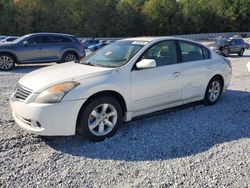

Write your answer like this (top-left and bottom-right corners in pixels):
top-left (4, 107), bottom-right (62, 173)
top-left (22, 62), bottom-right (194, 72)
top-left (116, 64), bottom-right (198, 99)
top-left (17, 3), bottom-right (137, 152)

top-left (10, 37), bottom-right (232, 141)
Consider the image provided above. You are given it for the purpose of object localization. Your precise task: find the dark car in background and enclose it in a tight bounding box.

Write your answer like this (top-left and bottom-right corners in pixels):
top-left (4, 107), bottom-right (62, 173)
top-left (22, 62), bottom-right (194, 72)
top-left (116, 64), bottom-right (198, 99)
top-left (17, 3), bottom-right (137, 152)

top-left (0, 36), bottom-right (19, 43)
top-left (87, 40), bottom-right (115, 51)
top-left (208, 36), bottom-right (245, 57)
top-left (81, 39), bottom-right (99, 48)
top-left (0, 33), bottom-right (85, 70)
top-left (88, 41), bottom-right (107, 51)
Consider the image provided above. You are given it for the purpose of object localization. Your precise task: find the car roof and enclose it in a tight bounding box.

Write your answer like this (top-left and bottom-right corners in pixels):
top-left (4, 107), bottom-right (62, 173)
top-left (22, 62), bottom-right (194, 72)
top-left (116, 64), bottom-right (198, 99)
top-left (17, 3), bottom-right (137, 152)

top-left (27, 33), bottom-right (75, 37)
top-left (121, 36), bottom-right (207, 47)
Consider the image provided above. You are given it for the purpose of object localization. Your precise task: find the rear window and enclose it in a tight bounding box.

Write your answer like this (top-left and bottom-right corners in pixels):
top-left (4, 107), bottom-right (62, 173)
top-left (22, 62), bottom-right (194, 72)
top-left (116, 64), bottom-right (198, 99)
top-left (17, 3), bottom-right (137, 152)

top-left (179, 41), bottom-right (210, 62)
top-left (44, 36), bottom-right (72, 43)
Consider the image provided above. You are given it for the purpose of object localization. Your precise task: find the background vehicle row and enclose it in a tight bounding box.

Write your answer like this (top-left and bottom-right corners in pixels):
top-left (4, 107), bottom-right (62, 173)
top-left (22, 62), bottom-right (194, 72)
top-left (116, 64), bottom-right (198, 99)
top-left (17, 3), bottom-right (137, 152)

top-left (0, 33), bottom-right (85, 70)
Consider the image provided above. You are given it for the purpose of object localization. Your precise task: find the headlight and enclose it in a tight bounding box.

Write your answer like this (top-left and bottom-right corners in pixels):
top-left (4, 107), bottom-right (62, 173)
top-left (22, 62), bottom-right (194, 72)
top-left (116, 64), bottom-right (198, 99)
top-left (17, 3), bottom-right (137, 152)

top-left (210, 46), bottom-right (218, 50)
top-left (35, 81), bottom-right (80, 103)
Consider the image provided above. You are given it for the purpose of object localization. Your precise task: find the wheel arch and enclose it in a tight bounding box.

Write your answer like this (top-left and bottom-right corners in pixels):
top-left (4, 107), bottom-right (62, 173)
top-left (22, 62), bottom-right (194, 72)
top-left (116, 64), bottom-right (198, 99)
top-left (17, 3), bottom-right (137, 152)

top-left (203, 73), bottom-right (225, 97)
top-left (0, 51), bottom-right (19, 63)
top-left (61, 50), bottom-right (79, 61)
top-left (76, 90), bottom-right (128, 133)
top-left (211, 74), bottom-right (224, 89)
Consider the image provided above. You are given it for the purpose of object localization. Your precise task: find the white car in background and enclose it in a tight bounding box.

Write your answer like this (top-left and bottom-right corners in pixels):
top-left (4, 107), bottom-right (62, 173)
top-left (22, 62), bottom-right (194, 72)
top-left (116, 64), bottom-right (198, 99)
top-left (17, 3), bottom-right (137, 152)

top-left (10, 37), bottom-right (232, 141)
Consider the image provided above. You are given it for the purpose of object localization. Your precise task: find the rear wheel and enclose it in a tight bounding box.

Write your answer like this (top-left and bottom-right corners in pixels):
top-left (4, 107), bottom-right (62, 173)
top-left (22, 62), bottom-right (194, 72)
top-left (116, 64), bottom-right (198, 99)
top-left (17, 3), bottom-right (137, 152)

top-left (0, 54), bottom-right (15, 71)
top-left (77, 96), bottom-right (123, 141)
top-left (238, 49), bottom-right (244, 56)
top-left (62, 52), bottom-right (78, 62)
top-left (203, 77), bottom-right (223, 105)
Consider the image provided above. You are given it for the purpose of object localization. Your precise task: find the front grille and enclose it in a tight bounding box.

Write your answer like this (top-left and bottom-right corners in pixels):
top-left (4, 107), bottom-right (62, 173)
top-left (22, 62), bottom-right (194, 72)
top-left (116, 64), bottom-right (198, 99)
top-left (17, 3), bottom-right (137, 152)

top-left (13, 84), bottom-right (32, 101)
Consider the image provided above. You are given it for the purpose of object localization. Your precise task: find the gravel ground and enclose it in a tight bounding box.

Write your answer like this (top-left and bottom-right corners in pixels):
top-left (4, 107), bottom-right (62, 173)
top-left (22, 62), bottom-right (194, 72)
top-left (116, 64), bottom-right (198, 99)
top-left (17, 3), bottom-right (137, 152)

top-left (0, 51), bottom-right (250, 187)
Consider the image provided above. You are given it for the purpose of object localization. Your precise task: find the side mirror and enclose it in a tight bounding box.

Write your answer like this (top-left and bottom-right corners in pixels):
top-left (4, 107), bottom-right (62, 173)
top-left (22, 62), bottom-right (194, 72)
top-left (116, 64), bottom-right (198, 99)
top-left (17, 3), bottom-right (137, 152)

top-left (22, 41), bottom-right (29, 46)
top-left (136, 59), bottom-right (156, 69)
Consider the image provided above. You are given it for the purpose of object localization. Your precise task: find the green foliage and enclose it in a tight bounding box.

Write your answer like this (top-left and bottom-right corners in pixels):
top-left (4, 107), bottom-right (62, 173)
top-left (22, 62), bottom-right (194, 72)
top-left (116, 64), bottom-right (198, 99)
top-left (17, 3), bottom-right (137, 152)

top-left (0, 0), bottom-right (249, 36)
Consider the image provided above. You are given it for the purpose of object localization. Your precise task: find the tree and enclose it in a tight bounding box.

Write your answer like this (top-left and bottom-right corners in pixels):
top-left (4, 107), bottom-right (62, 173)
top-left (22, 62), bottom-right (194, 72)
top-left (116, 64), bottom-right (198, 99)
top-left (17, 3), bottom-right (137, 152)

top-left (143, 0), bottom-right (184, 35)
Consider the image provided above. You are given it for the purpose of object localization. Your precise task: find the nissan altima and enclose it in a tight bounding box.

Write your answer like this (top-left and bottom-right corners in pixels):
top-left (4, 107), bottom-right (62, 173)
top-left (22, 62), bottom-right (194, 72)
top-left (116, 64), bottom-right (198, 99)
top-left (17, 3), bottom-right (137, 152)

top-left (10, 37), bottom-right (232, 141)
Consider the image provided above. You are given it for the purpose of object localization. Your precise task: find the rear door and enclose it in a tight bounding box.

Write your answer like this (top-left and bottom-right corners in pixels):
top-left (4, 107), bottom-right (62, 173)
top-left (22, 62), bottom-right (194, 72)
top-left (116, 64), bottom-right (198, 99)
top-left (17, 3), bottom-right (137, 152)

top-left (178, 40), bottom-right (212, 102)
top-left (229, 39), bottom-right (239, 53)
top-left (42, 36), bottom-right (73, 61)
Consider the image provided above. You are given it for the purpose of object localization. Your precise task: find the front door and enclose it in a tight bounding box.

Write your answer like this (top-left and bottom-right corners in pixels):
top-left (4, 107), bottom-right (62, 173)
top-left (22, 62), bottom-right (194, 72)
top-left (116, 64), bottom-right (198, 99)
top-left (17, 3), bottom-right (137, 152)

top-left (131, 40), bottom-right (182, 112)
top-left (16, 36), bottom-right (45, 63)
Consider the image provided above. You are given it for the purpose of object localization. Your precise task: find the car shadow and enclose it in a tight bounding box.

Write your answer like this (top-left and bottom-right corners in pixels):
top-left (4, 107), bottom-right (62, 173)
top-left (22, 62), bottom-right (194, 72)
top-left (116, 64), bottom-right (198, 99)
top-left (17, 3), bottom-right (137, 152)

top-left (229, 54), bottom-right (250, 58)
top-left (42, 89), bottom-right (250, 161)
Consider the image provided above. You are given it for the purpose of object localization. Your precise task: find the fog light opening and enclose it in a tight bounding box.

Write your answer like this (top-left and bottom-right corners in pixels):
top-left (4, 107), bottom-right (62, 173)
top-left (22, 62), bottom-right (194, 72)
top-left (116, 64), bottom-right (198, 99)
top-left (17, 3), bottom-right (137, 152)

top-left (36, 121), bottom-right (41, 127)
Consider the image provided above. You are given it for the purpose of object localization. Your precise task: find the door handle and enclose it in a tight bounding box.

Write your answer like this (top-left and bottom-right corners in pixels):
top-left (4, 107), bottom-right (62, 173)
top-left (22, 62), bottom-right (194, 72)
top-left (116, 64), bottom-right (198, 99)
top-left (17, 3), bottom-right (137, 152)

top-left (172, 72), bottom-right (181, 77)
top-left (207, 65), bottom-right (212, 69)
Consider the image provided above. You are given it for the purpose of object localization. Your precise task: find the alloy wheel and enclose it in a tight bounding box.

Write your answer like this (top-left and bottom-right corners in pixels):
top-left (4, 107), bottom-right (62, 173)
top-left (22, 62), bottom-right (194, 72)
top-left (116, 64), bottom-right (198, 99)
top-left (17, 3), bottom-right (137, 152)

top-left (88, 103), bottom-right (118, 136)
top-left (0, 56), bottom-right (14, 70)
top-left (65, 54), bottom-right (77, 62)
top-left (208, 80), bottom-right (221, 102)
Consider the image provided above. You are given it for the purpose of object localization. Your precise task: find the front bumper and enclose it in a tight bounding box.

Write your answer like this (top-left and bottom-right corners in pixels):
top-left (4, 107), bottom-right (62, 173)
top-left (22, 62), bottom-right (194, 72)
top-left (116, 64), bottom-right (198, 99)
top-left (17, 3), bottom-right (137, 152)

top-left (10, 98), bottom-right (86, 136)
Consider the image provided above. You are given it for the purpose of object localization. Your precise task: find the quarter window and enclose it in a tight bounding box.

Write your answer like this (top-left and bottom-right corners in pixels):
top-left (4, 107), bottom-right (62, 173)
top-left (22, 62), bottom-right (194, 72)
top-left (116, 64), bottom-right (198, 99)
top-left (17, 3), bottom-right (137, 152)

top-left (202, 47), bottom-right (210, 59)
top-left (179, 41), bottom-right (209, 62)
top-left (141, 41), bottom-right (178, 67)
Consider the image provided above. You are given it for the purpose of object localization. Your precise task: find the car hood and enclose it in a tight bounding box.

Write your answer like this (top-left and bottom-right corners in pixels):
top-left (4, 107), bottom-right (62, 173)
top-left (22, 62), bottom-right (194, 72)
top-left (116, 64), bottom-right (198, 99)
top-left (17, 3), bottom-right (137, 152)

top-left (0, 42), bottom-right (15, 47)
top-left (19, 62), bottom-right (114, 92)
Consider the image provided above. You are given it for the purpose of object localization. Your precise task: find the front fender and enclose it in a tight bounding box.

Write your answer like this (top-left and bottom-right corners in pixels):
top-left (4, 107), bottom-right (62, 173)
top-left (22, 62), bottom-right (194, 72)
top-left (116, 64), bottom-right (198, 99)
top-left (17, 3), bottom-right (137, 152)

top-left (63, 71), bottom-right (132, 111)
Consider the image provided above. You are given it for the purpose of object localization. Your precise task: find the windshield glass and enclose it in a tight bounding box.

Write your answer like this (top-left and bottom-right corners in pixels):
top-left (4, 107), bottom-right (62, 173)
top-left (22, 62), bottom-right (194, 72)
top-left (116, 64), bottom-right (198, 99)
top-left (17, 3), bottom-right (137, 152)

top-left (216, 39), bottom-right (228, 45)
top-left (80, 40), bottom-right (147, 68)
top-left (12, 34), bottom-right (31, 43)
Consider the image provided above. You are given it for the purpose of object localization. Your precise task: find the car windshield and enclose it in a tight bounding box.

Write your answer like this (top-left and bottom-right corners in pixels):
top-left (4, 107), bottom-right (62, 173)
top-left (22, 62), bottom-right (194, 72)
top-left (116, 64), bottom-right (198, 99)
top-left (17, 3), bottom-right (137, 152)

top-left (80, 40), bottom-right (147, 68)
top-left (216, 39), bottom-right (228, 45)
top-left (12, 34), bottom-right (31, 43)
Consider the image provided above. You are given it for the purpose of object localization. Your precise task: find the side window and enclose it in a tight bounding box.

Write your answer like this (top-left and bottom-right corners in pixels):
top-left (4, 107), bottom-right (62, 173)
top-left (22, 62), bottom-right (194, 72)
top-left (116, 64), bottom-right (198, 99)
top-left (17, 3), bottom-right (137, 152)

top-left (231, 39), bottom-right (236, 45)
top-left (237, 39), bottom-right (244, 45)
top-left (141, 40), bottom-right (178, 67)
top-left (44, 36), bottom-right (57, 44)
top-left (179, 41), bottom-right (204, 62)
top-left (44, 36), bottom-right (72, 44)
top-left (56, 36), bottom-right (72, 43)
top-left (27, 36), bottom-right (44, 45)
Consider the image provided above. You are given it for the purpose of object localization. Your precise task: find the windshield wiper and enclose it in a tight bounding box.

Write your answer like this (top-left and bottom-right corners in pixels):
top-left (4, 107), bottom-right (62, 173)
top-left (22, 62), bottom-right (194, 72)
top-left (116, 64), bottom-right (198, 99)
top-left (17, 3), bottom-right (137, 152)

top-left (87, 62), bottom-right (98, 66)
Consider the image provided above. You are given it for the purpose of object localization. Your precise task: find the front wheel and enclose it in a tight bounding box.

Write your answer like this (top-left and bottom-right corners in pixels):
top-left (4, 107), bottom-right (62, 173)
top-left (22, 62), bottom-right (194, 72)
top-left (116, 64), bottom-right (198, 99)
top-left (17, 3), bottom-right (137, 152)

top-left (238, 49), bottom-right (244, 56)
top-left (62, 52), bottom-right (78, 62)
top-left (77, 96), bottom-right (123, 141)
top-left (203, 77), bottom-right (223, 105)
top-left (222, 46), bottom-right (229, 57)
top-left (0, 54), bottom-right (15, 71)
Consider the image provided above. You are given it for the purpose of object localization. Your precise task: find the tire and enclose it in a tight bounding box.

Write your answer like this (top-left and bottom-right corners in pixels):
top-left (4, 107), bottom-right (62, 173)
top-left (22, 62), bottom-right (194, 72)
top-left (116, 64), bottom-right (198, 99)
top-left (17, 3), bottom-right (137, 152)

top-left (62, 52), bottom-right (78, 62)
top-left (77, 96), bottom-right (123, 141)
top-left (222, 46), bottom-right (229, 57)
top-left (203, 77), bottom-right (223, 105)
top-left (0, 54), bottom-right (15, 71)
top-left (238, 49), bottom-right (244, 56)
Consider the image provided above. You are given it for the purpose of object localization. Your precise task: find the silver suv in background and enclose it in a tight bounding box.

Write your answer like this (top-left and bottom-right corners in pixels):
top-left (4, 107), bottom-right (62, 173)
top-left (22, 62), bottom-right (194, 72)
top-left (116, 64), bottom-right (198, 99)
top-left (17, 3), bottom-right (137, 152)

top-left (0, 33), bottom-right (85, 70)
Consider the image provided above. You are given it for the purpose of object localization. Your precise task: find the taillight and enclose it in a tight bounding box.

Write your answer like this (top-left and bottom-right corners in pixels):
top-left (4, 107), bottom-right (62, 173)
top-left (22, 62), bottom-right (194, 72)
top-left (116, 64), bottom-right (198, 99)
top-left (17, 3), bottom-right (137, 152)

top-left (223, 57), bottom-right (232, 68)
